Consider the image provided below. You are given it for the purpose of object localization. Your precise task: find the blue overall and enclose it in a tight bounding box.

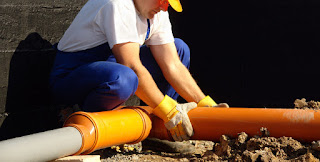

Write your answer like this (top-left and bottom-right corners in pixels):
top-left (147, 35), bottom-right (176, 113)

top-left (50, 21), bottom-right (190, 112)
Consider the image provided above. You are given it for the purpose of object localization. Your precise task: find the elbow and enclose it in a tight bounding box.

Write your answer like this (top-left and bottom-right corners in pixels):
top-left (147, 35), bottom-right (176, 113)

top-left (124, 62), bottom-right (145, 77)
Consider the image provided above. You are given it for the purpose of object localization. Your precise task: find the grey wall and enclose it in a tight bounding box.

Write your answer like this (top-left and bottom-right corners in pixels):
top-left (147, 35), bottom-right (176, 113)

top-left (0, 0), bottom-right (87, 134)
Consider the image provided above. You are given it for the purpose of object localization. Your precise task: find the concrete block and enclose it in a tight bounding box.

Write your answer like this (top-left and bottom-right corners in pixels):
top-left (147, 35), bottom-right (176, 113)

top-left (53, 155), bottom-right (101, 162)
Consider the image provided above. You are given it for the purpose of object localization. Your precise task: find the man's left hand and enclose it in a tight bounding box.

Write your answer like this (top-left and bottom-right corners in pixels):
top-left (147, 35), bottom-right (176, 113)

top-left (197, 96), bottom-right (229, 108)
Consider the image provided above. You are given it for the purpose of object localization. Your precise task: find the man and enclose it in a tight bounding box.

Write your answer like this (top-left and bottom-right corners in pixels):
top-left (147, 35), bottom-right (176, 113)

top-left (50, 0), bottom-right (228, 142)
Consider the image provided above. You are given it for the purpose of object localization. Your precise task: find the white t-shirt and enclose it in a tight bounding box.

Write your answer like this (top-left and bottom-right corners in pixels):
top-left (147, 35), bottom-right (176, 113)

top-left (58, 0), bottom-right (175, 52)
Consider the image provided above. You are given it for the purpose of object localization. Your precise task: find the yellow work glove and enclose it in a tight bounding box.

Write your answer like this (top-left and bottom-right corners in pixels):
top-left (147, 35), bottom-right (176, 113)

top-left (198, 96), bottom-right (229, 108)
top-left (153, 95), bottom-right (197, 141)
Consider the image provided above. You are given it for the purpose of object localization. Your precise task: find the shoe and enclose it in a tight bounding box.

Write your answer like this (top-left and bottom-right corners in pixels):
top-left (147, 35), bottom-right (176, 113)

top-left (57, 104), bottom-right (80, 126)
top-left (142, 138), bottom-right (195, 154)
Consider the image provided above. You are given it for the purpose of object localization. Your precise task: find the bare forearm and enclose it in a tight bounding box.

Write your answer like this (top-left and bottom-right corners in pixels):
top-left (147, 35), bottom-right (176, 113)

top-left (149, 42), bottom-right (206, 103)
top-left (164, 63), bottom-right (205, 103)
top-left (133, 65), bottom-right (164, 108)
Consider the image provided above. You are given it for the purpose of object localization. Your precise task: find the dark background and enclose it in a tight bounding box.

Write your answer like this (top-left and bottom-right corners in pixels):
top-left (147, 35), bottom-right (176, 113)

top-left (169, 0), bottom-right (320, 108)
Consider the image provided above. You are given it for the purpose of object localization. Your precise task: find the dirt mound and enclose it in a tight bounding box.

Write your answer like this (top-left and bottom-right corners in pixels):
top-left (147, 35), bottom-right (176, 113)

top-left (99, 128), bottom-right (320, 162)
top-left (294, 98), bottom-right (320, 110)
top-left (199, 128), bottom-right (320, 161)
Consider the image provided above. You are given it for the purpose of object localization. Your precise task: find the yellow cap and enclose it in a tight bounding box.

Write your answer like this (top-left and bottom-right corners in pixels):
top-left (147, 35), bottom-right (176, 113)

top-left (168, 0), bottom-right (183, 12)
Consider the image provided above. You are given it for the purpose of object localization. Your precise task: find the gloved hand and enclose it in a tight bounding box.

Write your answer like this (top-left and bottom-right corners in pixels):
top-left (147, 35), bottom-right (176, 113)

top-left (197, 96), bottom-right (229, 108)
top-left (153, 95), bottom-right (197, 141)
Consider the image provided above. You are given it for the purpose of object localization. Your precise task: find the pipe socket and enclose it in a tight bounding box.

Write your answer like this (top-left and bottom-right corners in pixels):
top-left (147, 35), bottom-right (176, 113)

top-left (64, 107), bottom-right (152, 155)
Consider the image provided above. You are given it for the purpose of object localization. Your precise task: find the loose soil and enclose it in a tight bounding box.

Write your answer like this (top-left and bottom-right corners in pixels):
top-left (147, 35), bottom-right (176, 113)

top-left (294, 98), bottom-right (320, 110)
top-left (93, 98), bottom-right (320, 161)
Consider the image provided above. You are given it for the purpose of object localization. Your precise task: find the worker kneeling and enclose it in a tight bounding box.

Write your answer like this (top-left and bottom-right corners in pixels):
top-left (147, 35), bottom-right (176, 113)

top-left (49, 0), bottom-right (228, 144)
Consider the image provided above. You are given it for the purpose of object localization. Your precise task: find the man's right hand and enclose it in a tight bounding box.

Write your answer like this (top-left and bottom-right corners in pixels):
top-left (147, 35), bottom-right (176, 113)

top-left (152, 95), bottom-right (197, 141)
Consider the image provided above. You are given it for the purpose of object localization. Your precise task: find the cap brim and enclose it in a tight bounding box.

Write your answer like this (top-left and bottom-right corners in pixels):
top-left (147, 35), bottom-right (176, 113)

top-left (168, 0), bottom-right (183, 12)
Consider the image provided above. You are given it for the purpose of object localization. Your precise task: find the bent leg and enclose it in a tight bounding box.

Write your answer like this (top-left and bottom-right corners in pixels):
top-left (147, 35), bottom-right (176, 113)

top-left (51, 61), bottom-right (138, 112)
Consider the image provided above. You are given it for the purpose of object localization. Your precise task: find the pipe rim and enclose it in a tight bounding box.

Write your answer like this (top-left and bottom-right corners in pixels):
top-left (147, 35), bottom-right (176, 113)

top-left (64, 112), bottom-right (99, 155)
top-left (125, 107), bottom-right (151, 144)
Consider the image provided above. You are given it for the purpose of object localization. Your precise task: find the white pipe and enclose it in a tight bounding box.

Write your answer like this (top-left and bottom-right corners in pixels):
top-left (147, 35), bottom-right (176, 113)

top-left (0, 127), bottom-right (82, 162)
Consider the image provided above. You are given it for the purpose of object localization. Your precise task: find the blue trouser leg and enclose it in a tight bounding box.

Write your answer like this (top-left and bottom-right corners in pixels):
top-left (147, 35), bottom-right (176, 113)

top-left (50, 44), bottom-right (138, 112)
top-left (51, 61), bottom-right (138, 112)
top-left (50, 38), bottom-right (190, 112)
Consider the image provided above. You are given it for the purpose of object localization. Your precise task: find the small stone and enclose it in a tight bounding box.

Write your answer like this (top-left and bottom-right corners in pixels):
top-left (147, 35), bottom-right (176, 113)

top-left (293, 153), bottom-right (319, 162)
top-left (260, 127), bottom-right (270, 137)
top-left (132, 154), bottom-right (139, 161)
top-left (312, 141), bottom-right (320, 151)
top-left (294, 98), bottom-right (308, 109)
top-left (236, 132), bottom-right (248, 145)
top-left (215, 135), bottom-right (231, 157)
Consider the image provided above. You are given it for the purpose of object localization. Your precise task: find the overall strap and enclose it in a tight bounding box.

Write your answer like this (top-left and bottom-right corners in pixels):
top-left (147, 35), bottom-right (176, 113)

top-left (145, 19), bottom-right (151, 41)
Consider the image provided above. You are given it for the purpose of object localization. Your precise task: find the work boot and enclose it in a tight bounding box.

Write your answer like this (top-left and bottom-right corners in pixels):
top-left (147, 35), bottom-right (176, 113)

top-left (142, 138), bottom-right (195, 154)
top-left (57, 104), bottom-right (80, 127)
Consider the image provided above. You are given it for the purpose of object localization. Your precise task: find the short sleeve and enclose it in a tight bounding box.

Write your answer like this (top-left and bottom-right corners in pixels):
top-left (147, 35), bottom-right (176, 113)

top-left (94, 0), bottom-right (140, 49)
top-left (146, 11), bottom-right (174, 46)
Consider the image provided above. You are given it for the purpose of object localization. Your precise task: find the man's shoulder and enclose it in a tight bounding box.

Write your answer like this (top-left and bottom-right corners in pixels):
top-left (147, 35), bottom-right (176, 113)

top-left (153, 11), bottom-right (170, 22)
top-left (155, 10), bottom-right (169, 18)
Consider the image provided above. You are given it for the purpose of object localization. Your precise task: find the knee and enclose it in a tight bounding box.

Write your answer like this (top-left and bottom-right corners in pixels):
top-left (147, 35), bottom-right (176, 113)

top-left (174, 38), bottom-right (189, 51)
top-left (174, 38), bottom-right (190, 68)
top-left (114, 66), bottom-right (138, 101)
top-left (82, 66), bottom-right (138, 112)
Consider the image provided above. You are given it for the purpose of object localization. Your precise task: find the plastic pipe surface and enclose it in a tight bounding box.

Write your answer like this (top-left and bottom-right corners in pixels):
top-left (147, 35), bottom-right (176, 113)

top-left (66, 106), bottom-right (320, 155)
top-left (148, 107), bottom-right (320, 142)
top-left (0, 127), bottom-right (82, 162)
top-left (63, 107), bottom-right (152, 155)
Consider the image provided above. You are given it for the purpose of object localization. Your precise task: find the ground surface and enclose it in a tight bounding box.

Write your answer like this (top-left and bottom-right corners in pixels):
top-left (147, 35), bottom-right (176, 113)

top-left (92, 98), bottom-right (320, 161)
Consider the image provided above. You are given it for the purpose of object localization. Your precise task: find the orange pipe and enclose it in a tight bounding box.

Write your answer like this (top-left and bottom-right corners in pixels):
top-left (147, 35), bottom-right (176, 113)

top-left (64, 106), bottom-right (320, 155)
top-left (148, 107), bottom-right (320, 142)
top-left (64, 107), bottom-right (151, 155)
